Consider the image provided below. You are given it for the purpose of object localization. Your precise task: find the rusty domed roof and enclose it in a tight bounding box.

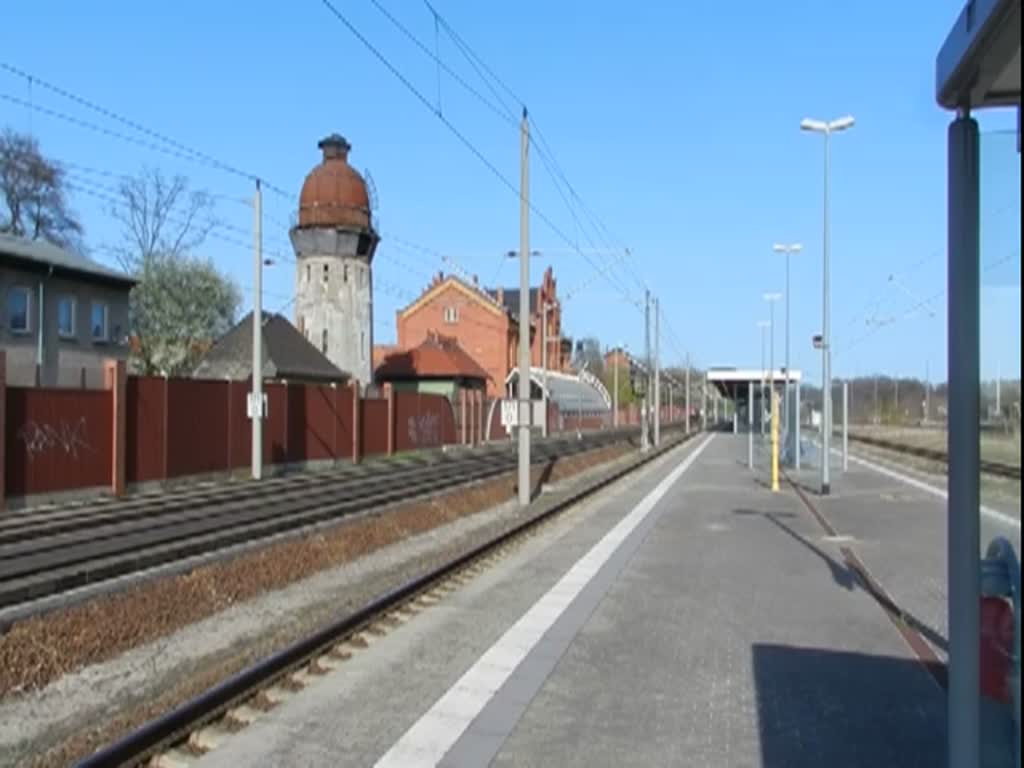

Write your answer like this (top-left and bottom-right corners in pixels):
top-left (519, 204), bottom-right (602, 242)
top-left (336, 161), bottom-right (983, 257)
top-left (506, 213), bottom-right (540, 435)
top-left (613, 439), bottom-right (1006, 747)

top-left (297, 134), bottom-right (372, 230)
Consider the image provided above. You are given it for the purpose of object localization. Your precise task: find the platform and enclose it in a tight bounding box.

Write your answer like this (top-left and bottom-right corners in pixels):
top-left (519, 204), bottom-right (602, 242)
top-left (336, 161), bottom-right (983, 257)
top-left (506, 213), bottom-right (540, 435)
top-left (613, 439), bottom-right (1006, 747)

top-left (194, 434), bottom-right (948, 768)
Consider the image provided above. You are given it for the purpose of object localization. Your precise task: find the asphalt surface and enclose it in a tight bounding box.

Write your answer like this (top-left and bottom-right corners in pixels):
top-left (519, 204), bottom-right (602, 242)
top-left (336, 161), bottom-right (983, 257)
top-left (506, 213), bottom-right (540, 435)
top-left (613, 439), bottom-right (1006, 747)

top-left (192, 434), bottom-right (947, 768)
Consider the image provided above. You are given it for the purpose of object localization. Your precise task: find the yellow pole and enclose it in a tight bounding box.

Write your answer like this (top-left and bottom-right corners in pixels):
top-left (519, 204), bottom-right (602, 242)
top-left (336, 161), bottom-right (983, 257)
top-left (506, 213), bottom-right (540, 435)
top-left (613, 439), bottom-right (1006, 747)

top-left (771, 388), bottom-right (780, 492)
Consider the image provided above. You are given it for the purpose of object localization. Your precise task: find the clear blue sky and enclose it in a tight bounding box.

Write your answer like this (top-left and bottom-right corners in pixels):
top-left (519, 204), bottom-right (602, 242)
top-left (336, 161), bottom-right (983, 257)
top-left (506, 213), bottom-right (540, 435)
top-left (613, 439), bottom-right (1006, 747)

top-left (2, 0), bottom-right (1019, 382)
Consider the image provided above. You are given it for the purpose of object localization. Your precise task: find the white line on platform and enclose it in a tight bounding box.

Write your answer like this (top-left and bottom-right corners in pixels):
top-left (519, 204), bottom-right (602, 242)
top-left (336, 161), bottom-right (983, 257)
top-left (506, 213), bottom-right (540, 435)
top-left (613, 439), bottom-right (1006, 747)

top-left (843, 450), bottom-right (1020, 531)
top-left (373, 434), bottom-right (716, 768)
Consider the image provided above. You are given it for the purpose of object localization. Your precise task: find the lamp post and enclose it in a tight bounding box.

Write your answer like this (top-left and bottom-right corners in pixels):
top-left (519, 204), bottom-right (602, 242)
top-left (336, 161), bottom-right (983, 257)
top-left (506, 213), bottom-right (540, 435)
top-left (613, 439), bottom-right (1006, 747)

top-left (764, 292), bottom-right (782, 433)
top-left (757, 320), bottom-right (770, 435)
top-left (772, 243), bottom-right (802, 437)
top-left (801, 114), bottom-right (855, 495)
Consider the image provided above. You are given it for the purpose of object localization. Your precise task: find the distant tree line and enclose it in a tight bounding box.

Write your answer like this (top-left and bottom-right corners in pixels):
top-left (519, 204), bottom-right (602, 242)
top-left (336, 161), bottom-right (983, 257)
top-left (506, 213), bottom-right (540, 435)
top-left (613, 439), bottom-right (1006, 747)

top-left (801, 375), bottom-right (1021, 425)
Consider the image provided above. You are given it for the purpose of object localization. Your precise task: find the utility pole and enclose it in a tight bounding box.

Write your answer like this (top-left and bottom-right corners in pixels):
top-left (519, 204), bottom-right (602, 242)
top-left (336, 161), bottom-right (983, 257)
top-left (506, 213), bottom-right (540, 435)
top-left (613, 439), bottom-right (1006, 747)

top-left (685, 354), bottom-right (691, 434)
top-left (874, 375), bottom-right (880, 425)
top-left (654, 297), bottom-right (661, 446)
top-left (748, 380), bottom-right (754, 469)
top-left (668, 382), bottom-right (673, 425)
top-left (250, 179), bottom-right (264, 480)
top-left (926, 361), bottom-right (931, 423)
top-left (702, 372), bottom-right (708, 432)
top-left (517, 108), bottom-right (531, 506)
top-left (996, 357), bottom-right (1002, 416)
top-left (612, 346), bottom-right (619, 428)
top-left (842, 380), bottom-right (849, 471)
top-left (642, 290), bottom-right (650, 451)
top-left (541, 302), bottom-right (549, 438)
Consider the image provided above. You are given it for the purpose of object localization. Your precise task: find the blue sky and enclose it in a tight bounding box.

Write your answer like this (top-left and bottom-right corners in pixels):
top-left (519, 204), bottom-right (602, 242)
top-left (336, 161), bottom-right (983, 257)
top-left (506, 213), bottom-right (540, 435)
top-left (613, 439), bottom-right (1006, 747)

top-left (2, 0), bottom-right (1019, 382)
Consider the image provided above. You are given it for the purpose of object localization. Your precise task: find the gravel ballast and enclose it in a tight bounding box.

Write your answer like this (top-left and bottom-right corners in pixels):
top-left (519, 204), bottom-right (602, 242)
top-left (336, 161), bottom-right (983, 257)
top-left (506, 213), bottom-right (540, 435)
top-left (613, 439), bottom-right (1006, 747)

top-left (0, 440), bottom-right (641, 767)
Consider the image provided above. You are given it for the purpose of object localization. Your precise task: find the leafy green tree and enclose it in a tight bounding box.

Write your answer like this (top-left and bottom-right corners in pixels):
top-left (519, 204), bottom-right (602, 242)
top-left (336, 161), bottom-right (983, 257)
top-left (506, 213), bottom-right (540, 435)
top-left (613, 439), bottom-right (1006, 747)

top-left (130, 253), bottom-right (241, 375)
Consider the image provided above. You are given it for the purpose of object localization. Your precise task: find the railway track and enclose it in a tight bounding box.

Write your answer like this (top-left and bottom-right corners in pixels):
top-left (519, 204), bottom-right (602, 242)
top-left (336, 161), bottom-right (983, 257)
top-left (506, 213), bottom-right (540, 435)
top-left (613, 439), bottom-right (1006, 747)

top-left (70, 428), bottom-right (698, 768)
top-left (0, 427), bottom-right (659, 614)
top-left (844, 431), bottom-right (1021, 480)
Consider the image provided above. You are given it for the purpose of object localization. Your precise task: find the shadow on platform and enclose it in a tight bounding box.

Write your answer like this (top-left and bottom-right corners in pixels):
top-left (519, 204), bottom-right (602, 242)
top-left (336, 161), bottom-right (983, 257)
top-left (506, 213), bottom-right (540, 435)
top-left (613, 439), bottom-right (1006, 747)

top-left (752, 643), bottom-right (946, 767)
top-left (732, 509), bottom-right (950, 655)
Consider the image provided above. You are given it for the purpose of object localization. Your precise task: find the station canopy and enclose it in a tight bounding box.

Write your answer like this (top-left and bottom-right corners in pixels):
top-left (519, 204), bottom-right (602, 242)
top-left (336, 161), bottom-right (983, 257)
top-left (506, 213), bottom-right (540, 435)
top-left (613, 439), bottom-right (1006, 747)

top-left (936, 0), bottom-right (1020, 111)
top-left (706, 367), bottom-right (803, 401)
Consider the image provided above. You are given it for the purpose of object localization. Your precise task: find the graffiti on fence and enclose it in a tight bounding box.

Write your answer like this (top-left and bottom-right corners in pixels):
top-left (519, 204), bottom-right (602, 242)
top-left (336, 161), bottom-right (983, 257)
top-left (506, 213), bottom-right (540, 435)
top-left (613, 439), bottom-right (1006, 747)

top-left (407, 411), bottom-right (441, 447)
top-left (18, 417), bottom-right (92, 461)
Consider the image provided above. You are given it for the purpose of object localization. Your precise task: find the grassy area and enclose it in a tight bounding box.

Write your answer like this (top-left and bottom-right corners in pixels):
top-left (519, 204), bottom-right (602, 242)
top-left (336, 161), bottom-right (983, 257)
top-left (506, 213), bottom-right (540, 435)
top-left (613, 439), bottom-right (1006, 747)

top-left (849, 424), bottom-right (1021, 467)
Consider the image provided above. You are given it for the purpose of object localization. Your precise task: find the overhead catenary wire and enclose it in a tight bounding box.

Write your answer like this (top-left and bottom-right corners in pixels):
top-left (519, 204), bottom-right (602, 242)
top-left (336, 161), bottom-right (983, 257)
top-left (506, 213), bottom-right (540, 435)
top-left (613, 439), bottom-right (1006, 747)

top-left (318, 1), bottom-right (648, 317)
top-left (835, 251), bottom-right (1017, 358)
top-left (64, 176), bottom-right (296, 266)
top-left (0, 63), bottom-right (294, 201)
top-left (364, 0), bottom-right (516, 124)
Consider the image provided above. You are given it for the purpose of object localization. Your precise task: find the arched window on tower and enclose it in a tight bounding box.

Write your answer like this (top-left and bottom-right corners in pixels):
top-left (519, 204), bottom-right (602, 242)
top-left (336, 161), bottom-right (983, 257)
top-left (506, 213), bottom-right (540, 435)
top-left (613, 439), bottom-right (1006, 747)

top-left (343, 264), bottom-right (349, 283)
top-left (321, 328), bottom-right (328, 354)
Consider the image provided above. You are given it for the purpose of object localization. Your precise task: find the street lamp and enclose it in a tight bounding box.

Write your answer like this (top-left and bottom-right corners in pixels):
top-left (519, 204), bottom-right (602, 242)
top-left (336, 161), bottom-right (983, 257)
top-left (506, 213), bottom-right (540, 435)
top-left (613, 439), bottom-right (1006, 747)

top-left (757, 320), bottom-right (770, 435)
top-left (801, 114), bottom-right (855, 495)
top-left (772, 243), bottom-right (802, 435)
top-left (764, 292), bottom-right (782, 433)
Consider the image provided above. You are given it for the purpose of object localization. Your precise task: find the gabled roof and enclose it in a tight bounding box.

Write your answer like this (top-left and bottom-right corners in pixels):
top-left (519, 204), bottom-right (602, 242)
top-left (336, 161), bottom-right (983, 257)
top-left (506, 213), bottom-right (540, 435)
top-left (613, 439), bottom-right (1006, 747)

top-left (486, 286), bottom-right (539, 319)
top-left (193, 312), bottom-right (349, 383)
top-left (376, 334), bottom-right (489, 383)
top-left (0, 233), bottom-right (136, 287)
top-left (399, 273), bottom-right (507, 321)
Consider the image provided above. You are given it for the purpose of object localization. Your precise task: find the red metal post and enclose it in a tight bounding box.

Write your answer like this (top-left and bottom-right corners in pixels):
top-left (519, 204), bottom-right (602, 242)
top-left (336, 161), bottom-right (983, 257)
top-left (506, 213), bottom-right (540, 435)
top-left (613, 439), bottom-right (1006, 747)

top-left (225, 378), bottom-right (232, 472)
top-left (105, 359), bottom-right (127, 497)
top-left (162, 375), bottom-right (170, 481)
top-left (460, 388), bottom-right (467, 445)
top-left (351, 380), bottom-right (361, 464)
top-left (332, 383), bottom-right (339, 460)
top-left (385, 383), bottom-right (395, 456)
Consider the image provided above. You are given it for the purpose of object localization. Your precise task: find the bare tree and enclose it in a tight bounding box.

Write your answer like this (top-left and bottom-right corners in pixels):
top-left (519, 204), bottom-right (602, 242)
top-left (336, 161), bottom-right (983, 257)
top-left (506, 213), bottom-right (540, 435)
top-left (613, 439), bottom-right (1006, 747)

top-left (110, 167), bottom-right (216, 271)
top-left (112, 168), bottom-right (239, 375)
top-left (0, 128), bottom-right (84, 249)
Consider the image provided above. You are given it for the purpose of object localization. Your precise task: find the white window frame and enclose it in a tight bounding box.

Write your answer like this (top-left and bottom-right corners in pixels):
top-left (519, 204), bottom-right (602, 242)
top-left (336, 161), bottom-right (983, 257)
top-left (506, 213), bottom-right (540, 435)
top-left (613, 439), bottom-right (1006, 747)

top-left (91, 301), bottom-right (109, 342)
top-left (443, 305), bottom-right (459, 324)
top-left (57, 295), bottom-right (77, 339)
top-left (7, 285), bottom-right (31, 333)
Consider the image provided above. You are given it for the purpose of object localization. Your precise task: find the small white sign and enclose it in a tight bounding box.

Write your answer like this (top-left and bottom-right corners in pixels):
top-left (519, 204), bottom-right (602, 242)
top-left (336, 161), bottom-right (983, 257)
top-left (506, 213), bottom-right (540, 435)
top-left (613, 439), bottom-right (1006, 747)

top-left (500, 399), bottom-right (543, 430)
top-left (247, 392), bottom-right (268, 420)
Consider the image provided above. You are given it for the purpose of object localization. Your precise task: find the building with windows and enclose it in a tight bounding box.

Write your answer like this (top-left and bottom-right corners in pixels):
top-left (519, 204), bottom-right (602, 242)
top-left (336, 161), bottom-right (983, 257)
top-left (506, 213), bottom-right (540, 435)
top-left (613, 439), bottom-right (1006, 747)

top-left (391, 266), bottom-right (568, 399)
top-left (0, 233), bottom-right (134, 387)
top-left (290, 134), bottom-right (379, 385)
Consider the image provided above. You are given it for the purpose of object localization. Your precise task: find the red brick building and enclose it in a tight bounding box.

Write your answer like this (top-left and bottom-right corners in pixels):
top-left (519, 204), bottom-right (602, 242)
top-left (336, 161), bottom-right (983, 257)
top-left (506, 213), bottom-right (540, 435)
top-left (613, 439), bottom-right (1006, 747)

top-left (390, 266), bottom-right (567, 398)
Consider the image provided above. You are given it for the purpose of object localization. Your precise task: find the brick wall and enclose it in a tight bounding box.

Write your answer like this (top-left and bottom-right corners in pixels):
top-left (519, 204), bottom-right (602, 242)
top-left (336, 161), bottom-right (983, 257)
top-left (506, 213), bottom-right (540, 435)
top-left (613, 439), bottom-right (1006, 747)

top-left (398, 282), bottom-right (511, 398)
